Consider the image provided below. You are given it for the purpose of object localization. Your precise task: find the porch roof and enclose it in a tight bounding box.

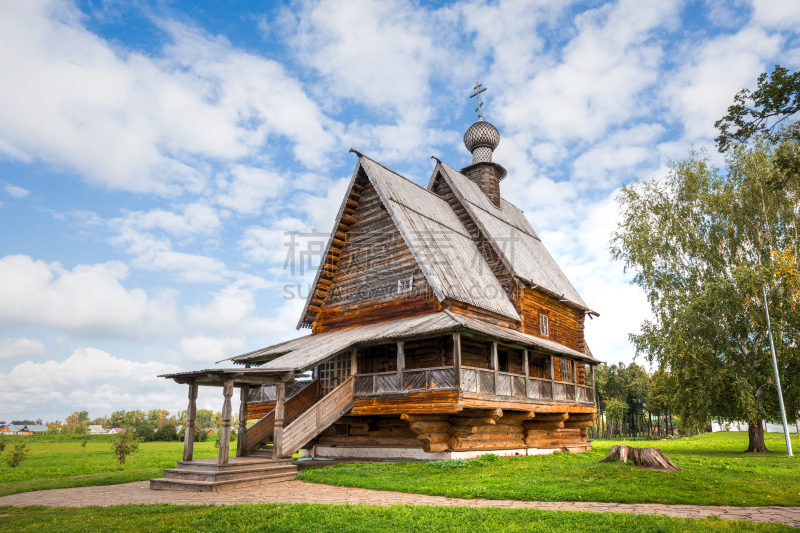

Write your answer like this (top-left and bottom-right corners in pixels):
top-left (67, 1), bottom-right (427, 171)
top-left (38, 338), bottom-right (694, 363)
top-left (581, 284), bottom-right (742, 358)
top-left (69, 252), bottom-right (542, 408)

top-left (159, 367), bottom-right (296, 387)
top-left (223, 311), bottom-right (600, 372)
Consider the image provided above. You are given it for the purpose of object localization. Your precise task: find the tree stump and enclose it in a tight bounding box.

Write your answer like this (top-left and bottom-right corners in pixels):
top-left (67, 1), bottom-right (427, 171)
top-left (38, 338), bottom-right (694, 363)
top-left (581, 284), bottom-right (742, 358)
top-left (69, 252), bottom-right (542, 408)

top-left (600, 445), bottom-right (682, 472)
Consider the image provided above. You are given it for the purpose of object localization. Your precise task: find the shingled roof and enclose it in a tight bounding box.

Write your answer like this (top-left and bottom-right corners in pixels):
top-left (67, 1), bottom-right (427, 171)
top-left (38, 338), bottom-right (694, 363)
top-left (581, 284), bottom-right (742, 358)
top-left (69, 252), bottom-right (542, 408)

top-left (430, 162), bottom-right (588, 311)
top-left (296, 156), bottom-right (521, 329)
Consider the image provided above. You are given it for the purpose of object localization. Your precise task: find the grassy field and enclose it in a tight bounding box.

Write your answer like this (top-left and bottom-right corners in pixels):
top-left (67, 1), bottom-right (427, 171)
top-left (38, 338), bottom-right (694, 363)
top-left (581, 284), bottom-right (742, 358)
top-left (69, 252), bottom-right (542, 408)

top-left (0, 503), bottom-right (796, 532)
top-left (297, 432), bottom-right (800, 507)
top-left (0, 435), bottom-right (218, 496)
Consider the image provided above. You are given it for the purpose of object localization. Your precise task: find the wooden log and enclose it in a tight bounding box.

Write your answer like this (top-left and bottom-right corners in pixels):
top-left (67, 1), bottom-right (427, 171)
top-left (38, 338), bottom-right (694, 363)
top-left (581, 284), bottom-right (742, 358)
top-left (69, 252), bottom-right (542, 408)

top-left (532, 413), bottom-right (569, 422)
top-left (341, 215), bottom-right (357, 225)
top-left (449, 437), bottom-right (525, 450)
top-left (311, 299), bottom-right (325, 307)
top-left (525, 437), bottom-right (585, 447)
top-left (376, 419), bottom-right (408, 428)
top-left (346, 198), bottom-right (359, 208)
top-left (459, 408), bottom-right (503, 419)
top-left (567, 413), bottom-right (597, 422)
top-left (308, 305), bottom-right (322, 314)
top-left (524, 430), bottom-right (564, 438)
top-left (476, 424), bottom-right (524, 436)
top-left (409, 421), bottom-right (450, 434)
top-left (580, 429), bottom-right (588, 438)
top-left (449, 416), bottom-right (496, 426)
top-left (499, 412), bottom-right (535, 422)
top-left (417, 432), bottom-right (450, 444)
top-left (423, 442), bottom-right (449, 453)
top-left (448, 425), bottom-right (478, 437)
top-left (332, 238), bottom-right (346, 247)
top-left (317, 435), bottom-right (422, 446)
top-left (563, 420), bottom-right (594, 430)
top-left (318, 278), bottom-right (334, 286)
top-left (400, 413), bottom-right (451, 422)
top-left (523, 421), bottom-right (564, 430)
top-left (369, 427), bottom-right (416, 437)
top-left (314, 290), bottom-right (328, 299)
top-left (336, 417), bottom-right (375, 425)
top-left (600, 445), bottom-right (682, 472)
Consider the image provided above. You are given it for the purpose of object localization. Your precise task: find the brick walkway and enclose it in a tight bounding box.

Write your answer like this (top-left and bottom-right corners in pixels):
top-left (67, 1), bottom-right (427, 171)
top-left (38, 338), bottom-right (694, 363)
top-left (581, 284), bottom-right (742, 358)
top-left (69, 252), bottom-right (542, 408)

top-left (1, 481), bottom-right (799, 528)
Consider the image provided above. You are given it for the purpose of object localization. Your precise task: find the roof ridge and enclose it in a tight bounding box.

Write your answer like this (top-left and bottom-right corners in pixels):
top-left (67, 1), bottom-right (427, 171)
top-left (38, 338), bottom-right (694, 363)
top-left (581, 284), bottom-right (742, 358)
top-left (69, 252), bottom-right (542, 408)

top-left (388, 196), bottom-right (472, 239)
top-left (361, 156), bottom-right (433, 194)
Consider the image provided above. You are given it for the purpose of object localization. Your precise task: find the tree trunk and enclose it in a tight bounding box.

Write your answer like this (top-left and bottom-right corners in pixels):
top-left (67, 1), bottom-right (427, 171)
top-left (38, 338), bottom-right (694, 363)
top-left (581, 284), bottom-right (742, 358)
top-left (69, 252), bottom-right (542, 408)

top-left (600, 445), bottom-right (682, 471)
top-left (745, 418), bottom-right (770, 453)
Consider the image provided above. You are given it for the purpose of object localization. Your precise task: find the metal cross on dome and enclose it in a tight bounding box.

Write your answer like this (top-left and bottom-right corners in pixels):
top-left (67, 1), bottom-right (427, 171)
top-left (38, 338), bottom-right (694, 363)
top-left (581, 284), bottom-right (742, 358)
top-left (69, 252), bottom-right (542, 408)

top-left (470, 81), bottom-right (487, 121)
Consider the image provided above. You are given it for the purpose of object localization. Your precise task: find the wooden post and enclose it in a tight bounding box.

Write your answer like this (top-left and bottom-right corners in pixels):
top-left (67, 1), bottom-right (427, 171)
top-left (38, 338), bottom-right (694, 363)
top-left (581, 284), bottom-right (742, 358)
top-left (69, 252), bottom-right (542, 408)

top-left (273, 380), bottom-right (286, 459)
top-left (453, 332), bottom-right (461, 389)
top-left (183, 380), bottom-right (198, 462)
top-left (549, 355), bottom-right (555, 381)
top-left (236, 385), bottom-right (248, 457)
top-left (350, 348), bottom-right (357, 376)
top-left (491, 341), bottom-right (498, 395)
top-left (396, 341), bottom-right (405, 390)
top-left (522, 349), bottom-right (529, 398)
top-left (591, 365), bottom-right (596, 400)
top-left (218, 380), bottom-right (234, 465)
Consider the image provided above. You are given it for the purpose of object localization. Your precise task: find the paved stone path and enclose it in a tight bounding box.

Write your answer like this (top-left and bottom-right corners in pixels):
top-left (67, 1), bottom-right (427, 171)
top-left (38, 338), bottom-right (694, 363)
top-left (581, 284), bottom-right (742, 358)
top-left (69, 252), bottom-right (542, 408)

top-left (1, 481), bottom-right (799, 528)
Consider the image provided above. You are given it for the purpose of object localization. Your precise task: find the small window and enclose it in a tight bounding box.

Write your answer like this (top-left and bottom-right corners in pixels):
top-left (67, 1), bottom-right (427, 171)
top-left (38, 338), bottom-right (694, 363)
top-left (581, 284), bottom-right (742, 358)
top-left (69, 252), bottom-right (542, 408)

top-left (398, 277), bottom-right (413, 293)
top-left (539, 314), bottom-right (549, 336)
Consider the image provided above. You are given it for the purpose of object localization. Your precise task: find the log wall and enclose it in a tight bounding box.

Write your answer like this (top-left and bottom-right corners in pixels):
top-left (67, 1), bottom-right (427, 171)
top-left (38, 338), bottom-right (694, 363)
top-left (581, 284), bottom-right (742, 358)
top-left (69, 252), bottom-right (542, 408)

top-left (517, 288), bottom-right (585, 352)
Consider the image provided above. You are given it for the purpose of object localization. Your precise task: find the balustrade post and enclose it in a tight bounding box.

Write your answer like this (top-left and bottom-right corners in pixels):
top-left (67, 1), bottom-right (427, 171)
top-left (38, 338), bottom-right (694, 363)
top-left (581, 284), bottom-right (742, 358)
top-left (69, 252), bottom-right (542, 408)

top-left (351, 348), bottom-right (357, 376)
top-left (273, 380), bottom-right (286, 459)
top-left (453, 332), bottom-right (461, 390)
top-left (183, 380), bottom-right (198, 462)
top-left (218, 379), bottom-right (234, 465)
top-left (523, 349), bottom-right (529, 398)
top-left (397, 341), bottom-right (404, 390)
top-left (491, 341), bottom-right (499, 395)
top-left (236, 384), bottom-right (248, 457)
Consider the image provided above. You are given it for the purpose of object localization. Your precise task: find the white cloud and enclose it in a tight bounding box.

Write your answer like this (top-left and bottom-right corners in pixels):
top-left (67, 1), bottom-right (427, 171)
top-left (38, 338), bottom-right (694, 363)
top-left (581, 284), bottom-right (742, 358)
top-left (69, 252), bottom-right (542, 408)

top-left (0, 337), bottom-right (46, 360)
top-left (0, 0), bottom-right (337, 196)
top-left (123, 203), bottom-right (221, 237)
top-left (0, 254), bottom-right (180, 339)
top-left (179, 336), bottom-right (248, 364)
top-left (0, 348), bottom-right (214, 421)
top-left (4, 184), bottom-right (30, 198)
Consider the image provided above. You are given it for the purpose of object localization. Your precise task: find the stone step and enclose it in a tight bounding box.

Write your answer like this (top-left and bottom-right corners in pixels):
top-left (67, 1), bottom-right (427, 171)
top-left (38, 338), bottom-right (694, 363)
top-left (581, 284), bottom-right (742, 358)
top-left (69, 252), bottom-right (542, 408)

top-left (163, 464), bottom-right (297, 482)
top-left (149, 471), bottom-right (297, 492)
top-left (176, 458), bottom-right (291, 471)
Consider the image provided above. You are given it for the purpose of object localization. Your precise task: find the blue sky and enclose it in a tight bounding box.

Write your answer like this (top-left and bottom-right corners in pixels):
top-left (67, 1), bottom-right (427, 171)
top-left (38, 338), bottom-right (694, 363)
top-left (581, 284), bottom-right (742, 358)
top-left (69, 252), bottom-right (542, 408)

top-left (1, 0), bottom-right (798, 422)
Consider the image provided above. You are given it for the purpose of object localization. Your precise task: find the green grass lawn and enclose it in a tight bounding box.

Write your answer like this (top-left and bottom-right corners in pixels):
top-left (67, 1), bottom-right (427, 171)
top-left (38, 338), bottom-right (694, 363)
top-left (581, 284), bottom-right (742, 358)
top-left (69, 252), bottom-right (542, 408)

top-left (0, 503), bottom-right (795, 533)
top-left (0, 435), bottom-right (218, 496)
top-left (297, 431), bottom-right (800, 507)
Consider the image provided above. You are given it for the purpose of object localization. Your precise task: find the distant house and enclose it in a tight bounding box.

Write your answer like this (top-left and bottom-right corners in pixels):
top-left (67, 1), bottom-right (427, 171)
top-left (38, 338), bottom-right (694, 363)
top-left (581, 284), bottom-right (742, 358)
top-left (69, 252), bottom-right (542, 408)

top-left (3, 424), bottom-right (46, 435)
top-left (87, 425), bottom-right (117, 435)
top-left (109, 428), bottom-right (125, 433)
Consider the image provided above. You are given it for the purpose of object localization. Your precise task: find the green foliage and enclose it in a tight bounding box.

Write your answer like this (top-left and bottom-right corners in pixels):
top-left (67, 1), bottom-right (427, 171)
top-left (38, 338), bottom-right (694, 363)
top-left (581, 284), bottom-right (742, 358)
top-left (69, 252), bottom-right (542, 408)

top-left (0, 502), bottom-right (793, 533)
top-left (715, 65), bottom-right (800, 152)
top-left (80, 436), bottom-right (90, 453)
top-left (0, 435), bottom-right (218, 497)
top-left (610, 141), bottom-right (800, 449)
top-left (4, 441), bottom-right (29, 468)
top-left (153, 421), bottom-right (179, 442)
top-left (65, 411), bottom-right (89, 425)
top-left (298, 432), bottom-right (800, 507)
top-left (0, 436), bottom-right (6, 455)
top-left (110, 430), bottom-right (142, 465)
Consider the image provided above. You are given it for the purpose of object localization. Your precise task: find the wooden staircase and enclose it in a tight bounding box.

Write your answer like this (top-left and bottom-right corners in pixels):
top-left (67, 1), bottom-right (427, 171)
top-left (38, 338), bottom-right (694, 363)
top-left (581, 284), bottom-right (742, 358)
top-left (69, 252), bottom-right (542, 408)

top-left (150, 377), bottom-right (354, 491)
top-left (149, 456), bottom-right (297, 492)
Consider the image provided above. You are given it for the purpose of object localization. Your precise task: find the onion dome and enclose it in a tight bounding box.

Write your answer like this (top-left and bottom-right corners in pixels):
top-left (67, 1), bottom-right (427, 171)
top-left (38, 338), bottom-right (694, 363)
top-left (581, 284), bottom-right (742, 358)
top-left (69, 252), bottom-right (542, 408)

top-left (463, 120), bottom-right (500, 164)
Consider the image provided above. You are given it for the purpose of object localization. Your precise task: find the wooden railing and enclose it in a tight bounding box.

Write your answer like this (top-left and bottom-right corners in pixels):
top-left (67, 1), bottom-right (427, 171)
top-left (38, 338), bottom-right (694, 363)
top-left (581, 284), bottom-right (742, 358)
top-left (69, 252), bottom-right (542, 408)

top-left (279, 376), bottom-right (354, 458)
top-left (353, 367), bottom-right (456, 396)
top-left (460, 366), bottom-right (594, 405)
top-left (242, 380), bottom-right (318, 455)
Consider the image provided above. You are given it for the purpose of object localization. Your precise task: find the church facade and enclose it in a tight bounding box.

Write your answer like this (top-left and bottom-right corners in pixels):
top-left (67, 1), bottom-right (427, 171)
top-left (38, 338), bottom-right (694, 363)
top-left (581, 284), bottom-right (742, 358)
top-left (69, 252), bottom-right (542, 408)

top-left (154, 91), bottom-right (600, 490)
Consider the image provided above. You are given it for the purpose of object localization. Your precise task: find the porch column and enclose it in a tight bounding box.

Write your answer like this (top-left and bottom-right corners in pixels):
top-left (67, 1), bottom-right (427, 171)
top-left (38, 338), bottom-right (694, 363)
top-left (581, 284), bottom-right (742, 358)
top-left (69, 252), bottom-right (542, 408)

top-left (453, 332), bottom-right (461, 389)
top-left (182, 380), bottom-right (198, 462)
top-left (218, 379), bottom-right (234, 465)
top-left (351, 347), bottom-right (357, 376)
top-left (523, 349), bottom-right (529, 398)
top-left (396, 341), bottom-right (405, 389)
top-left (273, 380), bottom-right (286, 458)
top-left (549, 355), bottom-right (555, 382)
top-left (236, 384), bottom-right (248, 457)
top-left (491, 341), bottom-right (499, 394)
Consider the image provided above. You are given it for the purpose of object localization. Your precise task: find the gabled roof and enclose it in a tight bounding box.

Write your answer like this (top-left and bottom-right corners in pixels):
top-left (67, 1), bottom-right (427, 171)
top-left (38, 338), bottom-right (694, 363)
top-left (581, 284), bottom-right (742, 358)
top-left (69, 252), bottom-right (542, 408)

top-left (230, 312), bottom-right (599, 371)
top-left (296, 156), bottom-right (520, 328)
top-left (430, 162), bottom-right (588, 310)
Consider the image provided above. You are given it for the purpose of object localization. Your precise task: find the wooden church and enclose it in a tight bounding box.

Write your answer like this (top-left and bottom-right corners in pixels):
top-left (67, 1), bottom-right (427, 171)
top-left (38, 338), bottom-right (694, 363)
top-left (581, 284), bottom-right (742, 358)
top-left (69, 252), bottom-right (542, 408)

top-left (153, 87), bottom-right (600, 491)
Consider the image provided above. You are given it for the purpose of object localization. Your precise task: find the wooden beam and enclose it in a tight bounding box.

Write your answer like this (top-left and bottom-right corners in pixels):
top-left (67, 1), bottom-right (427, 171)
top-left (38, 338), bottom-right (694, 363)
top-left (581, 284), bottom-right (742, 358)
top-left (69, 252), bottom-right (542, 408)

top-left (218, 380), bottom-right (234, 465)
top-left (341, 214), bottom-right (357, 225)
top-left (491, 341), bottom-right (499, 394)
top-left (397, 341), bottom-right (405, 390)
top-left (273, 381), bottom-right (286, 458)
top-left (453, 332), bottom-right (461, 390)
top-left (351, 348), bottom-right (357, 376)
top-left (346, 198), bottom-right (359, 208)
top-left (549, 354), bottom-right (555, 382)
top-left (237, 384), bottom-right (248, 457)
top-left (183, 380), bottom-right (198, 462)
